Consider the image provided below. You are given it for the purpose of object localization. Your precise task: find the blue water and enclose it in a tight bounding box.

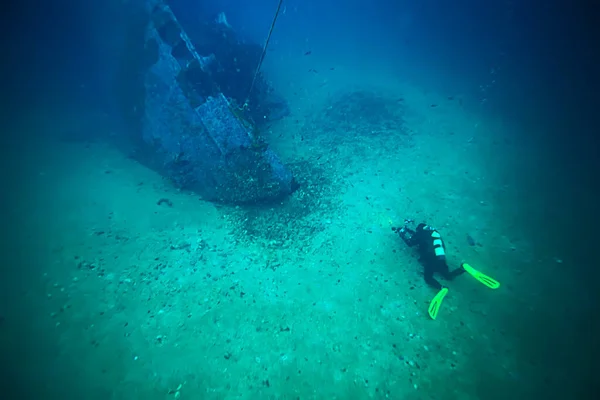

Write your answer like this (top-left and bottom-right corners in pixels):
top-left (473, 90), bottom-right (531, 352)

top-left (1, 0), bottom-right (597, 399)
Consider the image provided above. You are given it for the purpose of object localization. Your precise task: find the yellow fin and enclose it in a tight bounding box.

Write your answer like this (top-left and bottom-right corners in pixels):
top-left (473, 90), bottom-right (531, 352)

top-left (462, 263), bottom-right (500, 289)
top-left (428, 287), bottom-right (449, 320)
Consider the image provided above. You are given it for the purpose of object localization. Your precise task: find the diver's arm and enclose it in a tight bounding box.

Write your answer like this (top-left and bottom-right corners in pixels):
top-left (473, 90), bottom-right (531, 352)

top-left (401, 227), bottom-right (418, 247)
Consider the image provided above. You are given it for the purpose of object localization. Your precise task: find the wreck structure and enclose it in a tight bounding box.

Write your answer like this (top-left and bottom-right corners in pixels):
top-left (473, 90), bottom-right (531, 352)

top-left (117, 0), bottom-right (295, 204)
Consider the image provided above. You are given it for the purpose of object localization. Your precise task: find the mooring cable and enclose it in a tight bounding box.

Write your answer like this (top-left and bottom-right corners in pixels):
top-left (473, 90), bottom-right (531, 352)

top-left (242, 0), bottom-right (285, 110)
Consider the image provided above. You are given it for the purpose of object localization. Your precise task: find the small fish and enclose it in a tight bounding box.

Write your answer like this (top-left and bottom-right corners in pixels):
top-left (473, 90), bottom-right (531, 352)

top-left (447, 96), bottom-right (454, 100)
top-left (430, 104), bottom-right (438, 108)
top-left (466, 234), bottom-right (476, 246)
top-left (308, 68), bottom-right (318, 73)
top-left (304, 51), bottom-right (312, 56)
top-left (329, 67), bottom-right (335, 70)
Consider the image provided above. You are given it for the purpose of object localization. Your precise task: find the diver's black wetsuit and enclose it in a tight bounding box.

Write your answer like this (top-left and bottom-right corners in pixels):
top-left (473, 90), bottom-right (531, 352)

top-left (394, 223), bottom-right (465, 290)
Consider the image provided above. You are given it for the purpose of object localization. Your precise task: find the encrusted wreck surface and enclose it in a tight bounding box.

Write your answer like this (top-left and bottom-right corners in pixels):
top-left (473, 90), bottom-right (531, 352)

top-left (137, 1), bottom-right (294, 204)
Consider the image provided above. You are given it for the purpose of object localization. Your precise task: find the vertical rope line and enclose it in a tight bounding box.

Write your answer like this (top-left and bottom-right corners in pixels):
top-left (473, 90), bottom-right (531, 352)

top-left (243, 0), bottom-right (285, 109)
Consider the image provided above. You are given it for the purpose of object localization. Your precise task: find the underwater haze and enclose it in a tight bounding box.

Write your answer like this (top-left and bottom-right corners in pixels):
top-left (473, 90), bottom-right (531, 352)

top-left (1, 0), bottom-right (598, 399)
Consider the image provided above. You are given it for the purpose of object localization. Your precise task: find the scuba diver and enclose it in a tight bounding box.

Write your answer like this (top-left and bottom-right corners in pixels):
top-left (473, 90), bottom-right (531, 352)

top-left (392, 219), bottom-right (500, 320)
top-left (392, 220), bottom-right (466, 290)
